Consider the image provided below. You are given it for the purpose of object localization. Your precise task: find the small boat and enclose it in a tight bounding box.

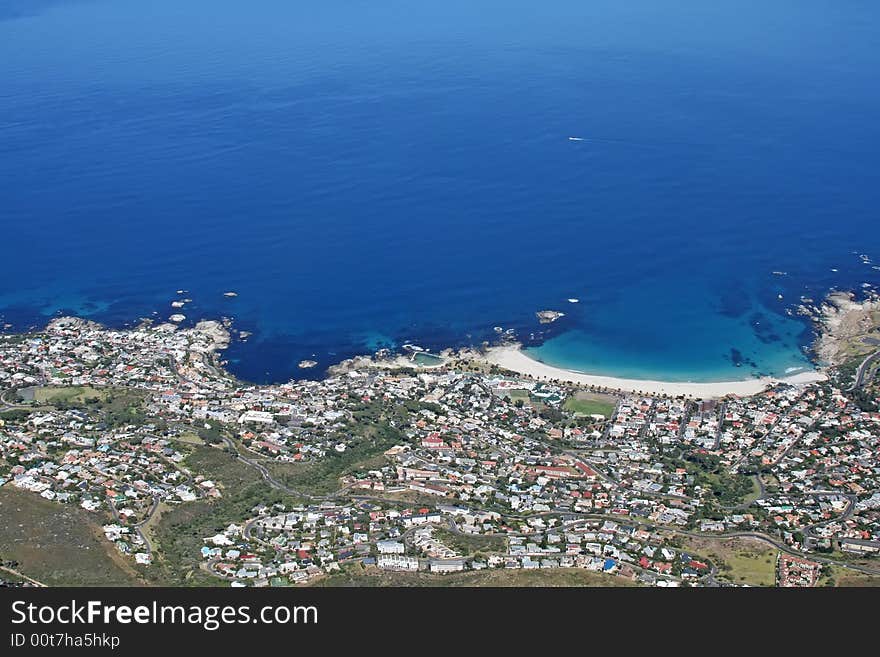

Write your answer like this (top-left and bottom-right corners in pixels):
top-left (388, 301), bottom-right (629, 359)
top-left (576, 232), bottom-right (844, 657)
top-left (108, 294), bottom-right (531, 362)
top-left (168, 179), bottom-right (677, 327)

top-left (568, 137), bottom-right (584, 142)
top-left (567, 298), bottom-right (579, 303)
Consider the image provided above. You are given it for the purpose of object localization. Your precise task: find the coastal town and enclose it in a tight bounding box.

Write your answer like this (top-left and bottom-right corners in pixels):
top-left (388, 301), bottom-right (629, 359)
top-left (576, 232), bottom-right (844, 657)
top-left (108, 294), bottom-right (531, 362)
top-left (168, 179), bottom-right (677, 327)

top-left (0, 290), bottom-right (878, 588)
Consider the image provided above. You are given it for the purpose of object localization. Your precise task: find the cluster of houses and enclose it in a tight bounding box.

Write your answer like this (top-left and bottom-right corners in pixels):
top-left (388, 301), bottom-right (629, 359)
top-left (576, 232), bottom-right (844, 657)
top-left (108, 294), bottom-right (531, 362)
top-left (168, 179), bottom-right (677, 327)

top-left (1, 314), bottom-right (878, 586)
top-left (777, 554), bottom-right (822, 587)
top-left (0, 404), bottom-right (216, 563)
top-left (202, 500), bottom-right (709, 586)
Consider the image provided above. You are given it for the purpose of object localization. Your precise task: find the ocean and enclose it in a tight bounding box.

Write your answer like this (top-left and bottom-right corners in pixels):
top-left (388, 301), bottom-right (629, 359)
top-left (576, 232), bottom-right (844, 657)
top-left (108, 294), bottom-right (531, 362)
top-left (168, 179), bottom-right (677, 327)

top-left (1, 0), bottom-right (879, 383)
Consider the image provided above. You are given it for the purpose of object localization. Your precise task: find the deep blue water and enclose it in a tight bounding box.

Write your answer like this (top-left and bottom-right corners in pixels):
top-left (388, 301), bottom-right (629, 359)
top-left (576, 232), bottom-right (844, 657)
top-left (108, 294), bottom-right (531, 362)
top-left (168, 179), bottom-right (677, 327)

top-left (1, 0), bottom-right (879, 382)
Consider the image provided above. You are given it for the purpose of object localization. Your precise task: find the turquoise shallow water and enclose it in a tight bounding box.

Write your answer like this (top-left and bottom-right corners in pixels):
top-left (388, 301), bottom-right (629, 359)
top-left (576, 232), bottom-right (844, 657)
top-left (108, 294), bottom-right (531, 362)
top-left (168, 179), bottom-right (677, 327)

top-left (526, 277), bottom-right (814, 382)
top-left (0, 0), bottom-right (878, 383)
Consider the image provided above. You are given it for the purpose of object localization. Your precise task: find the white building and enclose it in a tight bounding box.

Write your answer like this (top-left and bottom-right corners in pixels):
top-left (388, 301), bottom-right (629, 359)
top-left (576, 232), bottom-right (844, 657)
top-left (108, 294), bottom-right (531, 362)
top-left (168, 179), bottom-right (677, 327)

top-left (376, 540), bottom-right (405, 555)
top-left (238, 410), bottom-right (275, 425)
top-left (378, 555), bottom-right (419, 571)
top-left (428, 559), bottom-right (466, 574)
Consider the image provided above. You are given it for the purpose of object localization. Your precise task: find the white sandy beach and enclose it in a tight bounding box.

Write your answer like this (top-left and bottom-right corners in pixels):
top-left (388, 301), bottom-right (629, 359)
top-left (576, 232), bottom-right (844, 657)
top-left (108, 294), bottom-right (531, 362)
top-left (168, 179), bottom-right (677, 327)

top-left (482, 345), bottom-right (826, 398)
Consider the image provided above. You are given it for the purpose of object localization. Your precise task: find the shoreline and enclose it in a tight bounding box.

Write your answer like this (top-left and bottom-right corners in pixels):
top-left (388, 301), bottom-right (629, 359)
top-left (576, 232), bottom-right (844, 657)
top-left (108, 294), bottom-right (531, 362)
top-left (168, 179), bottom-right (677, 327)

top-left (7, 284), bottom-right (876, 397)
top-left (480, 344), bottom-right (827, 398)
top-left (0, 315), bottom-right (833, 398)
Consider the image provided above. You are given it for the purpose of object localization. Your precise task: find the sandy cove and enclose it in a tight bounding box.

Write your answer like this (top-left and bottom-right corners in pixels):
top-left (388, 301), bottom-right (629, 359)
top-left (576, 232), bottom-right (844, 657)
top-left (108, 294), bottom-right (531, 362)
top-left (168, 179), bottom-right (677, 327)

top-left (481, 345), bottom-right (826, 399)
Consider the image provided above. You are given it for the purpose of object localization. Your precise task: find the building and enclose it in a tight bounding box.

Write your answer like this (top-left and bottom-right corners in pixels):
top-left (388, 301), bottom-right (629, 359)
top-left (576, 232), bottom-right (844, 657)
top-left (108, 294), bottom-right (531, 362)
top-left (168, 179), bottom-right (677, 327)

top-left (377, 555), bottom-right (419, 572)
top-left (238, 410), bottom-right (275, 425)
top-left (428, 559), bottom-right (466, 574)
top-left (376, 540), bottom-right (405, 555)
top-left (838, 538), bottom-right (880, 555)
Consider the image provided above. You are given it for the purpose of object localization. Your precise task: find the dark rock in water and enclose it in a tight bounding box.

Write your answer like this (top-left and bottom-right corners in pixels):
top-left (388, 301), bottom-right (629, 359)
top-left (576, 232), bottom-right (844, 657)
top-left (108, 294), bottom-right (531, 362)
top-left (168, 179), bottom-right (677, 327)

top-left (730, 348), bottom-right (745, 367)
top-left (748, 312), bottom-right (782, 344)
top-left (729, 348), bottom-right (757, 369)
top-left (718, 284), bottom-right (751, 318)
top-left (749, 312), bottom-right (768, 329)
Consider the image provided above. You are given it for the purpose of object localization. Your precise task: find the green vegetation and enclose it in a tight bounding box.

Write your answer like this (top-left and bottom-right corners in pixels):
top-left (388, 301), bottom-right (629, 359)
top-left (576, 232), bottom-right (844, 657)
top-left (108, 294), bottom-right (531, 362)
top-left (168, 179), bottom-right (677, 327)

top-left (834, 309), bottom-right (880, 362)
top-left (185, 445), bottom-right (260, 491)
top-left (684, 452), bottom-right (756, 510)
top-left (762, 473), bottom-right (781, 493)
top-left (139, 501), bottom-right (172, 554)
top-left (145, 446), bottom-right (300, 585)
top-left (371, 490), bottom-right (455, 507)
top-left (24, 385), bottom-right (148, 428)
top-left (504, 389), bottom-right (532, 406)
top-left (0, 487), bottom-right (144, 586)
top-left (0, 568), bottom-right (29, 585)
top-left (267, 437), bottom-right (395, 495)
top-left (90, 389), bottom-right (148, 428)
top-left (434, 529), bottom-right (507, 556)
top-left (0, 409), bottom-right (32, 423)
top-left (312, 563), bottom-right (639, 587)
top-left (564, 392), bottom-right (617, 418)
top-left (268, 407), bottom-right (404, 496)
top-left (169, 432), bottom-right (206, 446)
top-left (681, 536), bottom-right (777, 586)
top-left (739, 475), bottom-right (763, 506)
top-left (197, 423), bottom-right (228, 445)
top-left (31, 385), bottom-right (109, 405)
top-left (809, 549), bottom-right (880, 570)
top-left (824, 567), bottom-right (880, 587)
top-left (722, 550), bottom-right (777, 586)
top-left (850, 386), bottom-right (879, 412)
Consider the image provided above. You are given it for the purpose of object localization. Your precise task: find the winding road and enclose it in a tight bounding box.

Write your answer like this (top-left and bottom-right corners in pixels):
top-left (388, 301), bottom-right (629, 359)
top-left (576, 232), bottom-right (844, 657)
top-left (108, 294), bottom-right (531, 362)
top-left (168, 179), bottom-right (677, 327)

top-left (850, 349), bottom-right (880, 390)
top-left (0, 388), bottom-right (31, 411)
